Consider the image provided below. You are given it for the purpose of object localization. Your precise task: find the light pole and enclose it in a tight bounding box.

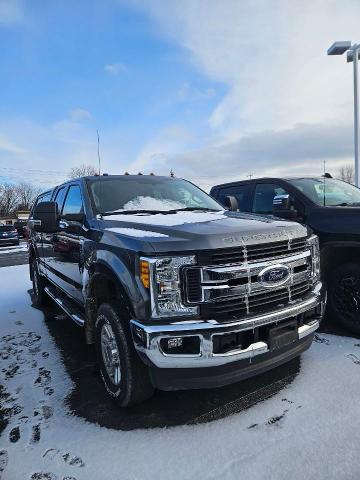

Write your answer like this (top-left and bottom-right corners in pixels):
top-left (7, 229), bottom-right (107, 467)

top-left (327, 41), bottom-right (360, 186)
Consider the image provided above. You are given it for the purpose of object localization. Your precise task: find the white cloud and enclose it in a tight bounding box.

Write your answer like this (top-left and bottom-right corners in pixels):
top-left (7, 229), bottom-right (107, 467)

top-left (0, 136), bottom-right (26, 155)
top-left (104, 63), bottom-right (128, 75)
top-left (113, 0), bottom-right (360, 187)
top-left (69, 108), bottom-right (92, 122)
top-left (0, 0), bottom-right (25, 26)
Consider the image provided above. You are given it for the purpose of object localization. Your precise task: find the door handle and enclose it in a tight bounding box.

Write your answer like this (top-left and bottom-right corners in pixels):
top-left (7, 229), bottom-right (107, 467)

top-left (59, 220), bottom-right (69, 229)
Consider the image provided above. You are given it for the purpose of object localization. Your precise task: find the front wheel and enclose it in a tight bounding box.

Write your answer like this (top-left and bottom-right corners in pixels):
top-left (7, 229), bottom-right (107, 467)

top-left (95, 302), bottom-right (154, 407)
top-left (327, 262), bottom-right (360, 334)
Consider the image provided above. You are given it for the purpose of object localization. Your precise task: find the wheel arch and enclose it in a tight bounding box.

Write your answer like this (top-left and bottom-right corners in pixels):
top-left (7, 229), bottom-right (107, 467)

top-left (83, 250), bottom-right (143, 344)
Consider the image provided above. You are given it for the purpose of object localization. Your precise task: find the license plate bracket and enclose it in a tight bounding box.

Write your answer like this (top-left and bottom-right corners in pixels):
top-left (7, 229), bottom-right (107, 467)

top-left (268, 319), bottom-right (298, 350)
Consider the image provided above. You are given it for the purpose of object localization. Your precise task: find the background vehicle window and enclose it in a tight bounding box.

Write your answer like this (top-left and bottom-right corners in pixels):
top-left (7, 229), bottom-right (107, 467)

top-left (62, 186), bottom-right (83, 216)
top-left (253, 184), bottom-right (288, 214)
top-left (288, 178), bottom-right (360, 206)
top-left (217, 185), bottom-right (251, 211)
top-left (54, 187), bottom-right (67, 213)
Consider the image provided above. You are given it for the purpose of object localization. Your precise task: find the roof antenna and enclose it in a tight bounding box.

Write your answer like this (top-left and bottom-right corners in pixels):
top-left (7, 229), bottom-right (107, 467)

top-left (323, 160), bottom-right (326, 207)
top-left (97, 129), bottom-right (101, 176)
top-left (97, 129), bottom-right (104, 217)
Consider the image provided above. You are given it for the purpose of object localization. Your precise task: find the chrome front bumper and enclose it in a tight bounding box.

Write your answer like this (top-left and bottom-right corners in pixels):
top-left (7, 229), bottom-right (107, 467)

top-left (131, 281), bottom-right (326, 369)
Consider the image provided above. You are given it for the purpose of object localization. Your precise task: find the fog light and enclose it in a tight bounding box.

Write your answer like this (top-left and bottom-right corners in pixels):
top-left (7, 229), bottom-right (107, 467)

top-left (160, 336), bottom-right (200, 355)
top-left (167, 337), bottom-right (183, 349)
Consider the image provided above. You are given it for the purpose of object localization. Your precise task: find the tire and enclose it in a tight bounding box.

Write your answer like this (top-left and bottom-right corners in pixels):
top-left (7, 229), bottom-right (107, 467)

top-left (31, 260), bottom-right (50, 307)
top-left (327, 262), bottom-right (360, 334)
top-left (95, 302), bottom-right (154, 407)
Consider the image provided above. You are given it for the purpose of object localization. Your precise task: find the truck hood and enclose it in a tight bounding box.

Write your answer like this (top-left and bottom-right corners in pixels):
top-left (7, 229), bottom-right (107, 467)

top-left (100, 210), bottom-right (308, 253)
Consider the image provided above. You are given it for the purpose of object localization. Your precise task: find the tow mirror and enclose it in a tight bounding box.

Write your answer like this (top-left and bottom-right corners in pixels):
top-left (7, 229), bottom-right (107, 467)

top-left (30, 201), bottom-right (59, 233)
top-left (273, 194), bottom-right (298, 219)
top-left (224, 195), bottom-right (239, 212)
top-left (63, 212), bottom-right (85, 223)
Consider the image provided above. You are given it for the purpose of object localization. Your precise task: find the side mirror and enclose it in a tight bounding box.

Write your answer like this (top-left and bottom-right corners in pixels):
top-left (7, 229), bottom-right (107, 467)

top-left (224, 195), bottom-right (239, 212)
top-left (30, 201), bottom-right (59, 233)
top-left (273, 194), bottom-right (298, 219)
top-left (63, 212), bottom-right (85, 223)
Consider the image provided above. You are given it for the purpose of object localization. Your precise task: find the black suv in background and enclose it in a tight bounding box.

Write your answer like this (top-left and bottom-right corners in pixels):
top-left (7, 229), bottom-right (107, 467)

top-left (210, 176), bottom-right (360, 333)
top-left (28, 175), bottom-right (325, 406)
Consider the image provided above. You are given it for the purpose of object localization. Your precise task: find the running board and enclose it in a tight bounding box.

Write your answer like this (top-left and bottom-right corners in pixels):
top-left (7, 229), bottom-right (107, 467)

top-left (44, 286), bottom-right (85, 326)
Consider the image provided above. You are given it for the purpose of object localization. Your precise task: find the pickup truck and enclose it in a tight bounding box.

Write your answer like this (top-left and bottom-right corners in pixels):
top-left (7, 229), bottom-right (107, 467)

top-left (210, 175), bottom-right (360, 334)
top-left (28, 174), bottom-right (326, 406)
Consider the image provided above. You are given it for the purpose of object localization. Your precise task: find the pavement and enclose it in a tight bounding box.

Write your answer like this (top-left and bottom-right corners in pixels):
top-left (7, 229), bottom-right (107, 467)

top-left (0, 240), bottom-right (28, 267)
top-left (0, 249), bottom-right (355, 431)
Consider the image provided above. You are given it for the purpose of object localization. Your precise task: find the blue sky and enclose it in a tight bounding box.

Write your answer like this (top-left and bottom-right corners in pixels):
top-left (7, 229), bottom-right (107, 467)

top-left (0, 0), bottom-right (359, 189)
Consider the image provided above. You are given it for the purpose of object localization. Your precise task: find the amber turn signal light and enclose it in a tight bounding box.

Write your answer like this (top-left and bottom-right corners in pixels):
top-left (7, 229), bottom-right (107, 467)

top-left (140, 260), bottom-right (150, 288)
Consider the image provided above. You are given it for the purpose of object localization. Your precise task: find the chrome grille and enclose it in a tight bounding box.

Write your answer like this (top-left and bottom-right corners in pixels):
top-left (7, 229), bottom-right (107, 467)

top-left (200, 280), bottom-right (311, 319)
top-left (184, 236), bottom-right (313, 321)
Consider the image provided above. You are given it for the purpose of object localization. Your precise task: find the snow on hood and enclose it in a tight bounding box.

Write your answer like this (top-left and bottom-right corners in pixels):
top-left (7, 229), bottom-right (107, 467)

top-left (103, 210), bottom-right (227, 226)
top-left (106, 227), bottom-right (169, 238)
top-left (122, 196), bottom-right (185, 211)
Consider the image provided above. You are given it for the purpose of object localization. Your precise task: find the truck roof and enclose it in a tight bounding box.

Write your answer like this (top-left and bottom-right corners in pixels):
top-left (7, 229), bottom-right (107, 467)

top-left (211, 176), bottom-right (329, 190)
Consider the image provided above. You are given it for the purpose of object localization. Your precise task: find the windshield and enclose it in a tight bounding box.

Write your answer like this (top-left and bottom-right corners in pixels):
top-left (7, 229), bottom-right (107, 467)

top-left (288, 178), bottom-right (360, 206)
top-left (88, 177), bottom-right (223, 214)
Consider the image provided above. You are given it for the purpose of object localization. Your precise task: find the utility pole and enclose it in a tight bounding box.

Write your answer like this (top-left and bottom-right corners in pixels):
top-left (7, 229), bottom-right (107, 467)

top-left (327, 41), bottom-right (360, 186)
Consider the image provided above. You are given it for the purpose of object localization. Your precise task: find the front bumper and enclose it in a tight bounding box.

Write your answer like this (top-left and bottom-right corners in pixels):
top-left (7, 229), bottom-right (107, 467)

top-left (131, 281), bottom-right (325, 374)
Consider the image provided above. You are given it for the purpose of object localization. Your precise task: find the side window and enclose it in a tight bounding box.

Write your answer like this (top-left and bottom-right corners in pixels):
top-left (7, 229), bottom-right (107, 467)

top-left (253, 184), bottom-right (288, 214)
top-left (217, 185), bottom-right (251, 211)
top-left (41, 192), bottom-right (52, 203)
top-left (54, 187), bottom-right (67, 213)
top-left (31, 191), bottom-right (52, 215)
top-left (62, 185), bottom-right (83, 216)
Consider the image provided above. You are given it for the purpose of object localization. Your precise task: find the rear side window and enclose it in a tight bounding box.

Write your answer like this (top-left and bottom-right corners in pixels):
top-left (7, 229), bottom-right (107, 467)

top-left (54, 187), bottom-right (67, 213)
top-left (253, 184), bottom-right (288, 214)
top-left (62, 185), bottom-right (83, 216)
top-left (217, 185), bottom-right (251, 211)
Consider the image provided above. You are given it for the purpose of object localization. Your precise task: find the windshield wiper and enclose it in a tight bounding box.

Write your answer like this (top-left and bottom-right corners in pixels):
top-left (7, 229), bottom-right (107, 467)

top-left (101, 209), bottom-right (168, 216)
top-left (166, 207), bottom-right (221, 213)
top-left (101, 207), bottom-right (221, 216)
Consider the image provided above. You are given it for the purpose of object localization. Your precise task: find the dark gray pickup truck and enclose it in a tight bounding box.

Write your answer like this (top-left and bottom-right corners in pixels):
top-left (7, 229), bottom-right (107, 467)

top-left (28, 174), bottom-right (326, 406)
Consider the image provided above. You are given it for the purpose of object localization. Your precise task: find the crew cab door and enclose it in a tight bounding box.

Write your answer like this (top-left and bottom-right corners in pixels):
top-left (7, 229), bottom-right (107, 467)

top-left (214, 184), bottom-right (252, 211)
top-left (44, 184), bottom-right (85, 304)
top-left (29, 191), bottom-right (53, 275)
top-left (251, 182), bottom-right (305, 220)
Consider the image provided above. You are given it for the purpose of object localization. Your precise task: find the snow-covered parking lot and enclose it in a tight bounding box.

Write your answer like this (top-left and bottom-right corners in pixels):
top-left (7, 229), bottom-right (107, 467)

top-left (1, 265), bottom-right (360, 480)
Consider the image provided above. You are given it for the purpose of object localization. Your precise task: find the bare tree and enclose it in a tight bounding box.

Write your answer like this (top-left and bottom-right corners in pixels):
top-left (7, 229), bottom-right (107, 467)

top-left (16, 182), bottom-right (41, 210)
top-left (337, 164), bottom-right (355, 184)
top-left (0, 184), bottom-right (19, 216)
top-left (68, 164), bottom-right (97, 179)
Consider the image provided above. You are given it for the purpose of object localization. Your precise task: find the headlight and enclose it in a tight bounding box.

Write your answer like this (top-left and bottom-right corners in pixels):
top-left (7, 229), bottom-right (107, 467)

top-left (307, 234), bottom-right (320, 282)
top-left (140, 255), bottom-right (199, 318)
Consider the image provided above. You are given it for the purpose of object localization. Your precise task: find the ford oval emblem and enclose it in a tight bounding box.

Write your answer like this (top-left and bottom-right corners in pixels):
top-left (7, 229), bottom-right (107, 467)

top-left (258, 264), bottom-right (290, 287)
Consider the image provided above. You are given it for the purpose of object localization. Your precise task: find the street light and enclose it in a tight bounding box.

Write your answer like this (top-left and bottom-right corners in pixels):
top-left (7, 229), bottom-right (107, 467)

top-left (327, 41), bottom-right (360, 186)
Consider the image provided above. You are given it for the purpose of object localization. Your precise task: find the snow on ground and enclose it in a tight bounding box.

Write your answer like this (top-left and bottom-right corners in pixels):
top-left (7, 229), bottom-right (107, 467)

top-left (1, 265), bottom-right (360, 480)
top-left (0, 244), bottom-right (28, 255)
